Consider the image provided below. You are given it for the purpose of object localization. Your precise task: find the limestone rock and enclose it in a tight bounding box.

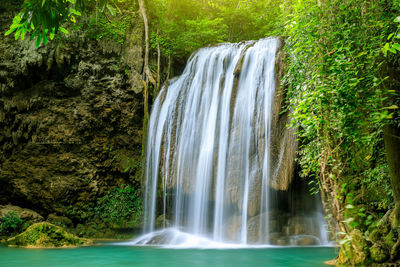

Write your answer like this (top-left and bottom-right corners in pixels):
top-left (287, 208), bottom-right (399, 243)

top-left (268, 39), bottom-right (297, 191)
top-left (0, 2), bottom-right (144, 222)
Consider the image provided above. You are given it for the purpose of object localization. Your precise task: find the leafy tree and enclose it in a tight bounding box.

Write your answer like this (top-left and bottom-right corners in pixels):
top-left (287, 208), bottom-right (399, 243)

top-left (4, 0), bottom-right (120, 46)
top-left (283, 0), bottom-right (400, 264)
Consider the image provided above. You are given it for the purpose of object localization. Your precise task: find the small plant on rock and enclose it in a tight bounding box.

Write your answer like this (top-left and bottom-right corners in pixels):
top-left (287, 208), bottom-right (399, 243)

top-left (0, 212), bottom-right (23, 237)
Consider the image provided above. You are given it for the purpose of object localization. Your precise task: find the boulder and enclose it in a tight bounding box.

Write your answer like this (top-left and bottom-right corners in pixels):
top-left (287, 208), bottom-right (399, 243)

top-left (7, 222), bottom-right (92, 248)
top-left (0, 204), bottom-right (43, 222)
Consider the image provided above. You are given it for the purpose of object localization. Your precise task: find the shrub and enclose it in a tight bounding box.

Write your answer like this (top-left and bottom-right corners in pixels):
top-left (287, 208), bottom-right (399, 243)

top-left (95, 184), bottom-right (142, 227)
top-left (0, 212), bottom-right (23, 236)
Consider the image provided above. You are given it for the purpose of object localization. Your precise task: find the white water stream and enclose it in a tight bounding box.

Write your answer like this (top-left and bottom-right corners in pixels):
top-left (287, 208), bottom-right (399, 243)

top-left (130, 38), bottom-right (329, 247)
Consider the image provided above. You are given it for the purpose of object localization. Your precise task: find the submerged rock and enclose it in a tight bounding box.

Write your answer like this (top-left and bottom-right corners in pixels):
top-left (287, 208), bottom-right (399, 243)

top-left (7, 222), bottom-right (92, 248)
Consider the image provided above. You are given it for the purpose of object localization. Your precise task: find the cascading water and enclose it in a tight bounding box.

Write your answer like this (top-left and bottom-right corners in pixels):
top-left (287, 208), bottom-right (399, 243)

top-left (132, 37), bottom-right (329, 247)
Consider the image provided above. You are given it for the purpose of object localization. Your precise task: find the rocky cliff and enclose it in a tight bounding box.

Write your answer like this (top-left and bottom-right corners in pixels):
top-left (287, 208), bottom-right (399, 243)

top-left (0, 1), bottom-right (145, 232)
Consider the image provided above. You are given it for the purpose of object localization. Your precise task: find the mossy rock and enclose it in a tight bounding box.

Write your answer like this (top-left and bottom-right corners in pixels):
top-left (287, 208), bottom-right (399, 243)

top-left (7, 222), bottom-right (93, 248)
top-left (370, 243), bottom-right (389, 263)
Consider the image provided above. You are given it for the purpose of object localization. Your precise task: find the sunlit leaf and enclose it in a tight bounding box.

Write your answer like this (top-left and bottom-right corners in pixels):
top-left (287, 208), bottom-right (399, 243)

top-left (59, 27), bottom-right (69, 34)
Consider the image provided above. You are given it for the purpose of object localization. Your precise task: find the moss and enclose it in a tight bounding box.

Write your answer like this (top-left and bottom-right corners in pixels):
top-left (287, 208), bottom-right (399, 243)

top-left (7, 222), bottom-right (92, 248)
top-left (370, 243), bottom-right (389, 263)
top-left (384, 230), bottom-right (396, 248)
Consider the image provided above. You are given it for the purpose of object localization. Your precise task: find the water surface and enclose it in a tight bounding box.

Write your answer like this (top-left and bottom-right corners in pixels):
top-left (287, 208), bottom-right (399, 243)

top-left (0, 244), bottom-right (337, 267)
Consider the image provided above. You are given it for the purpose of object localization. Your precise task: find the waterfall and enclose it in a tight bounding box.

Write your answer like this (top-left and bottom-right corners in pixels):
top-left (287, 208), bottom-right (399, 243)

top-left (133, 38), bottom-right (329, 247)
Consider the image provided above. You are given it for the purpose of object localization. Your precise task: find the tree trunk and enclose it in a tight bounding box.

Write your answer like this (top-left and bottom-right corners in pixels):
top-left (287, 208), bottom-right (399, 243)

top-left (138, 0), bottom-right (150, 154)
top-left (384, 124), bottom-right (400, 227)
top-left (165, 54), bottom-right (172, 91)
top-left (156, 34), bottom-right (161, 95)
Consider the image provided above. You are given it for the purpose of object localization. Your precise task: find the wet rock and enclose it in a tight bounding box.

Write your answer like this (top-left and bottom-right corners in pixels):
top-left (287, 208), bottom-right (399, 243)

top-left (290, 235), bottom-right (320, 246)
top-left (276, 236), bottom-right (290, 246)
top-left (7, 222), bottom-right (92, 248)
top-left (224, 215), bottom-right (242, 242)
top-left (247, 214), bottom-right (265, 243)
top-left (247, 170), bottom-right (262, 217)
top-left (268, 232), bottom-right (282, 245)
top-left (268, 40), bottom-right (297, 191)
top-left (155, 215), bottom-right (171, 229)
top-left (247, 212), bottom-right (285, 243)
top-left (286, 215), bottom-right (318, 236)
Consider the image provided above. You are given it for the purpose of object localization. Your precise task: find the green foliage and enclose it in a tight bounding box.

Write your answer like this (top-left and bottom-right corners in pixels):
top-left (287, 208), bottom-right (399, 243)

top-left (383, 11), bottom-right (400, 56)
top-left (85, 13), bottom-right (131, 44)
top-left (283, 2), bottom-right (400, 259)
top-left (95, 184), bottom-right (142, 227)
top-left (363, 163), bottom-right (393, 210)
top-left (147, 0), bottom-right (287, 62)
top-left (4, 0), bottom-right (127, 47)
top-left (0, 212), bottom-right (23, 236)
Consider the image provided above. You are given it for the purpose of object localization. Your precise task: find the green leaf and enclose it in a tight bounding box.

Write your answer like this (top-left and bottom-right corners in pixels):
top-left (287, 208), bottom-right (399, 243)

top-left (20, 29), bottom-right (26, 40)
top-left (50, 28), bottom-right (55, 40)
top-left (343, 217), bottom-right (354, 224)
top-left (69, 8), bottom-right (81, 16)
top-left (393, 43), bottom-right (400, 51)
top-left (42, 0), bottom-right (46, 7)
top-left (36, 34), bottom-right (41, 47)
top-left (4, 27), bottom-right (17, 36)
top-left (15, 28), bottom-right (22, 40)
top-left (386, 105), bottom-right (399, 110)
top-left (394, 16), bottom-right (400, 23)
top-left (59, 27), bottom-right (69, 34)
top-left (43, 31), bottom-right (48, 45)
top-left (30, 30), bottom-right (38, 41)
top-left (339, 238), bottom-right (350, 245)
top-left (346, 204), bottom-right (354, 209)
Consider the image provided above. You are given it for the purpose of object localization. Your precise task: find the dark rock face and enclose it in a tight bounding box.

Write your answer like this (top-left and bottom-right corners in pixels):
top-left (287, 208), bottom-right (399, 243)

top-left (0, 2), bottom-right (144, 223)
